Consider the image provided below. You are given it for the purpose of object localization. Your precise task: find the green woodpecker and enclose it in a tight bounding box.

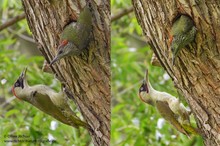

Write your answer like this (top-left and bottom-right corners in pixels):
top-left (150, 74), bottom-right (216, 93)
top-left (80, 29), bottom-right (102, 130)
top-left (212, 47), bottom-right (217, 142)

top-left (139, 69), bottom-right (198, 136)
top-left (50, 5), bottom-right (92, 65)
top-left (170, 15), bottom-right (197, 65)
top-left (12, 68), bottom-right (89, 129)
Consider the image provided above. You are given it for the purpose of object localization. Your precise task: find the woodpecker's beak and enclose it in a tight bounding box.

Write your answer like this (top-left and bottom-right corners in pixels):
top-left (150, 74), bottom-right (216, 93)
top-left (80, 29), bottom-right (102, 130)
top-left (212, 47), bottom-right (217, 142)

top-left (20, 67), bottom-right (27, 80)
top-left (16, 67), bottom-right (27, 87)
top-left (50, 43), bottom-right (65, 66)
top-left (145, 69), bottom-right (149, 82)
top-left (50, 56), bottom-right (59, 66)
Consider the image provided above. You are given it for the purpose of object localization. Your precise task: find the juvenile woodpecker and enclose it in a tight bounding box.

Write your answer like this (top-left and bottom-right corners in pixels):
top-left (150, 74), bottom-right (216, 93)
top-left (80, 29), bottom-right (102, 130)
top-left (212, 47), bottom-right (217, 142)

top-left (50, 5), bottom-right (93, 65)
top-left (170, 15), bottom-right (197, 65)
top-left (12, 68), bottom-right (89, 129)
top-left (139, 69), bottom-right (198, 136)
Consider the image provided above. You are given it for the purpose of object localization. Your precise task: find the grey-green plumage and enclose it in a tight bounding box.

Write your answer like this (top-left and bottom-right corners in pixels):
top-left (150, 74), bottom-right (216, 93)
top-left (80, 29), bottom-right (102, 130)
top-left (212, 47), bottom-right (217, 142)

top-left (50, 6), bottom-right (92, 65)
top-left (170, 15), bottom-right (197, 65)
top-left (61, 6), bottom-right (92, 49)
top-left (156, 101), bottom-right (189, 136)
top-left (139, 69), bottom-right (199, 136)
top-left (12, 68), bottom-right (89, 129)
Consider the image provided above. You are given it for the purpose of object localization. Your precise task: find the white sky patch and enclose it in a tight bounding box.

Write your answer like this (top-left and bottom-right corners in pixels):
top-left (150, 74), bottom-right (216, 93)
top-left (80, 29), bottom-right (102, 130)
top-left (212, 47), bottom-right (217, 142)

top-left (160, 73), bottom-right (170, 84)
top-left (165, 140), bottom-right (170, 145)
top-left (171, 135), bottom-right (177, 139)
top-left (25, 126), bottom-right (29, 130)
top-left (150, 116), bottom-right (154, 121)
top-left (112, 62), bottom-right (117, 67)
top-left (157, 118), bottom-right (165, 129)
top-left (131, 118), bottom-right (140, 127)
top-left (155, 130), bottom-right (163, 141)
top-left (50, 121), bottom-right (58, 130)
top-left (163, 73), bottom-right (170, 81)
top-left (48, 133), bottom-right (56, 142)
top-left (1, 79), bottom-right (7, 85)
top-left (128, 47), bottom-right (137, 52)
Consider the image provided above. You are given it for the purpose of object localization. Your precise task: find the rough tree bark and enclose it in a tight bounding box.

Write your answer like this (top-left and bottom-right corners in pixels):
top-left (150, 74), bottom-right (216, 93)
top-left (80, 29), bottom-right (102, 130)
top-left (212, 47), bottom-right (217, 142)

top-left (21, 0), bottom-right (110, 145)
top-left (132, 0), bottom-right (220, 145)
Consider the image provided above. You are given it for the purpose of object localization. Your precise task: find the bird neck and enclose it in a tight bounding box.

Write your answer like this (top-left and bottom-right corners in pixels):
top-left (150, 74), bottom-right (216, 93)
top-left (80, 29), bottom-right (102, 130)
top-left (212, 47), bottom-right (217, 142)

top-left (141, 81), bottom-right (155, 102)
top-left (147, 81), bottom-right (169, 102)
top-left (13, 85), bottom-right (30, 100)
top-left (147, 81), bottom-right (157, 100)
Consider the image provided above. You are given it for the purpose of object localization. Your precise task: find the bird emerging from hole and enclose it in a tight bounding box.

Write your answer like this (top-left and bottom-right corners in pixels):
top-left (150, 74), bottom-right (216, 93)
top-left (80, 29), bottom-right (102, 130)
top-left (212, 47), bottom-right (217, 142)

top-left (169, 15), bottom-right (197, 65)
top-left (50, 5), bottom-right (93, 65)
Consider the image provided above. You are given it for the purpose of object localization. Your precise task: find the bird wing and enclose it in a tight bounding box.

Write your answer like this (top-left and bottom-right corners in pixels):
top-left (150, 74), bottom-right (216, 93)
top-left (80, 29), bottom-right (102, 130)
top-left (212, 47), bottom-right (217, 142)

top-left (30, 91), bottom-right (79, 128)
top-left (155, 100), bottom-right (189, 136)
top-left (51, 92), bottom-right (89, 129)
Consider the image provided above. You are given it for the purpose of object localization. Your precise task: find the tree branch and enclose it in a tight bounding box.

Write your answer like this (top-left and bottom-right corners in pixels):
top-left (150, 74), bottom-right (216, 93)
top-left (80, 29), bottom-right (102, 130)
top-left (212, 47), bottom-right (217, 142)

top-left (111, 6), bottom-right (133, 22)
top-left (0, 6), bottom-right (132, 33)
top-left (7, 28), bottom-right (35, 43)
top-left (0, 13), bottom-right (25, 31)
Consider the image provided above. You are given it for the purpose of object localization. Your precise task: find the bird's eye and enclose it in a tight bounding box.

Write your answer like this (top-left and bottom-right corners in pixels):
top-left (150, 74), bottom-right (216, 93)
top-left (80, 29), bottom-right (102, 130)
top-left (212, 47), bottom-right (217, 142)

top-left (140, 87), bottom-right (143, 91)
top-left (58, 50), bottom-right (63, 54)
top-left (14, 79), bottom-right (24, 89)
top-left (15, 82), bottom-right (20, 87)
top-left (139, 86), bottom-right (144, 92)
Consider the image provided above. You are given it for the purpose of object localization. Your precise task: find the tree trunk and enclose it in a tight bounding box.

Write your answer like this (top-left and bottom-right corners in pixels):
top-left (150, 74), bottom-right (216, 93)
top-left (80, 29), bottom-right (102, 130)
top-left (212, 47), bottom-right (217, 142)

top-left (132, 0), bottom-right (220, 145)
top-left (21, 0), bottom-right (110, 145)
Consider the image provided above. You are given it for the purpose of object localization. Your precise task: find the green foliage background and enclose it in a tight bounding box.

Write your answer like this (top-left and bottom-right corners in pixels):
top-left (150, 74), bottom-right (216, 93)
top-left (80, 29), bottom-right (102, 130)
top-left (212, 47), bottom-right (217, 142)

top-left (0, 0), bottom-right (203, 146)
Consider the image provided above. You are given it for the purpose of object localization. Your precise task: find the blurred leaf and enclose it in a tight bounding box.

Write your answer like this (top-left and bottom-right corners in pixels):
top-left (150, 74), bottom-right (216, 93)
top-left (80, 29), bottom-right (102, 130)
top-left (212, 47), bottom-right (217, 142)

top-left (5, 109), bottom-right (19, 118)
